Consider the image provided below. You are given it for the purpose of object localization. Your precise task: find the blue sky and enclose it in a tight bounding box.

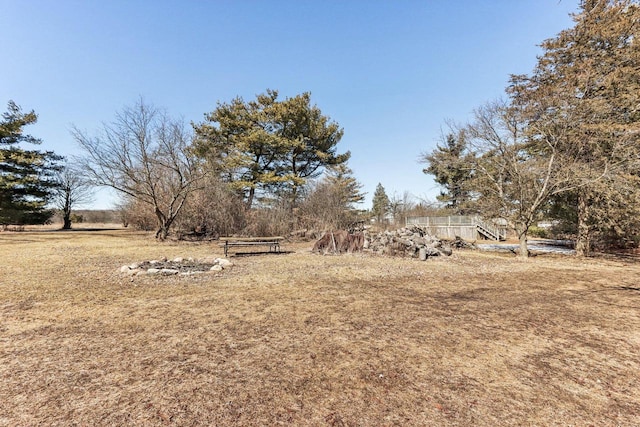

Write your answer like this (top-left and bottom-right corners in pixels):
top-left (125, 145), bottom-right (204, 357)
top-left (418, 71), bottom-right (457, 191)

top-left (1, 0), bottom-right (578, 209)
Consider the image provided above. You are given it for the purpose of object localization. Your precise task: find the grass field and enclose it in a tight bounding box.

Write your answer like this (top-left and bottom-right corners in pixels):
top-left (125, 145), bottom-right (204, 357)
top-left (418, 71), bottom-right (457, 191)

top-left (1, 228), bottom-right (639, 426)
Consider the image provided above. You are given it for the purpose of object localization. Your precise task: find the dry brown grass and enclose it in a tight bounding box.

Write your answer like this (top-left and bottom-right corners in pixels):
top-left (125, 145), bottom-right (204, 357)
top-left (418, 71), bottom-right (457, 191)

top-left (1, 229), bottom-right (640, 426)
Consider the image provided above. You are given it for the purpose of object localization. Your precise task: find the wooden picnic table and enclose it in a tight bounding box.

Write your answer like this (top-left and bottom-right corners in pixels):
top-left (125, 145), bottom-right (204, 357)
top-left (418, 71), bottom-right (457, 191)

top-left (220, 236), bottom-right (284, 257)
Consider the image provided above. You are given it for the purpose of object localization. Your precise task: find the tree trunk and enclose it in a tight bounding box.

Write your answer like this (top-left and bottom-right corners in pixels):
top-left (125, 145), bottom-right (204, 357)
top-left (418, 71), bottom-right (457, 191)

top-left (156, 225), bottom-right (169, 240)
top-left (575, 191), bottom-right (590, 257)
top-left (246, 187), bottom-right (255, 210)
top-left (62, 198), bottom-right (72, 230)
top-left (154, 207), bottom-right (169, 240)
top-left (290, 183), bottom-right (299, 211)
top-left (517, 226), bottom-right (529, 259)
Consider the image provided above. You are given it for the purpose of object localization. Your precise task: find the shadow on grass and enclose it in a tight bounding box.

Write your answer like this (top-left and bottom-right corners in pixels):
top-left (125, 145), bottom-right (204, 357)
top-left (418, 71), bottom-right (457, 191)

top-left (230, 251), bottom-right (294, 257)
top-left (617, 286), bottom-right (640, 292)
top-left (49, 227), bottom-right (124, 232)
top-left (590, 251), bottom-right (640, 264)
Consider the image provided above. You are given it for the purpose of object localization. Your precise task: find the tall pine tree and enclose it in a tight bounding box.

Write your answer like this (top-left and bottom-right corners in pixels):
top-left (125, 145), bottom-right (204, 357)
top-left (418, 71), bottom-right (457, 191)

top-left (372, 183), bottom-right (390, 224)
top-left (509, 0), bottom-right (640, 255)
top-left (0, 101), bottom-right (61, 226)
top-left (193, 90), bottom-right (349, 210)
top-left (420, 132), bottom-right (474, 213)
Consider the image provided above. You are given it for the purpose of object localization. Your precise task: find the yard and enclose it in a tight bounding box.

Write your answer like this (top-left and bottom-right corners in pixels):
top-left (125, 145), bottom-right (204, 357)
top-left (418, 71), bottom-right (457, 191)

top-left (1, 228), bottom-right (639, 426)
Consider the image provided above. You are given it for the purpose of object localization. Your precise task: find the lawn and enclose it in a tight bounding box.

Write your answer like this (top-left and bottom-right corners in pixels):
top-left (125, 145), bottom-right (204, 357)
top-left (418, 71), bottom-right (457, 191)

top-left (1, 228), bottom-right (639, 426)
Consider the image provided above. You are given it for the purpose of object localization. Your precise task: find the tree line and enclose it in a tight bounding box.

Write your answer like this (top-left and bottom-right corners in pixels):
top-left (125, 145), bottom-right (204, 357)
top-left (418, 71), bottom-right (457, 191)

top-left (2, 91), bottom-right (425, 238)
top-left (421, 0), bottom-right (640, 257)
top-left (3, 1), bottom-right (639, 258)
top-left (0, 90), bottom-right (373, 237)
top-left (72, 91), bottom-right (368, 239)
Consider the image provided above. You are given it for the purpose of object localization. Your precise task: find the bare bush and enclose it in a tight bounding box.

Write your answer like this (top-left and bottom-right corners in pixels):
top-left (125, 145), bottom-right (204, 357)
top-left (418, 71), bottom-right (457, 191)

top-left (118, 197), bottom-right (156, 231)
top-left (174, 180), bottom-right (246, 238)
top-left (242, 204), bottom-right (292, 237)
top-left (296, 164), bottom-right (365, 231)
top-left (79, 210), bottom-right (119, 223)
top-left (297, 182), bottom-right (360, 231)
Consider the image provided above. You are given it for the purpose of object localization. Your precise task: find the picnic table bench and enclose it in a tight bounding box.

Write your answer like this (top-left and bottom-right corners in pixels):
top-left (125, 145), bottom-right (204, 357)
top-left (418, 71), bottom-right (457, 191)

top-left (220, 237), bottom-right (284, 257)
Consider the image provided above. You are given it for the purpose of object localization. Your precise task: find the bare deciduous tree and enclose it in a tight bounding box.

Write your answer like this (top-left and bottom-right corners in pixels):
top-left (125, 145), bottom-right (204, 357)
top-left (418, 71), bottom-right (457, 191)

top-left (73, 100), bottom-right (204, 239)
top-left (463, 100), bottom-right (584, 258)
top-left (52, 162), bottom-right (94, 229)
top-left (389, 191), bottom-right (415, 225)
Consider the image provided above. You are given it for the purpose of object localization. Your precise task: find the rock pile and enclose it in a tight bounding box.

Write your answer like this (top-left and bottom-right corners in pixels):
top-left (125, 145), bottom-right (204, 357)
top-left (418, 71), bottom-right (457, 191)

top-left (312, 226), bottom-right (460, 260)
top-left (119, 256), bottom-right (233, 276)
top-left (449, 235), bottom-right (477, 250)
top-left (365, 226), bottom-right (452, 260)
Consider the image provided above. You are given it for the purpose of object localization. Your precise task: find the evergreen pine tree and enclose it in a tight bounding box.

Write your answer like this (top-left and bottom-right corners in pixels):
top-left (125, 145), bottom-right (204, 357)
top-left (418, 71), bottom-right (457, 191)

top-left (0, 101), bottom-right (62, 226)
top-left (421, 132), bottom-right (473, 213)
top-left (509, 0), bottom-right (640, 255)
top-left (372, 183), bottom-right (390, 224)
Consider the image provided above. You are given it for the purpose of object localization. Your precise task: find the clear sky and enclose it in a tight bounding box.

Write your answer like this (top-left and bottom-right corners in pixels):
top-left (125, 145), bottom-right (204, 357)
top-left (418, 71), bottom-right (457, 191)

top-left (1, 0), bottom-right (578, 209)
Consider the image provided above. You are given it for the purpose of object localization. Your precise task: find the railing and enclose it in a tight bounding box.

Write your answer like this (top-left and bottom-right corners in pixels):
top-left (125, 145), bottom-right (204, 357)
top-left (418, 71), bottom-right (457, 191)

top-left (475, 219), bottom-right (506, 241)
top-left (406, 216), bottom-right (477, 226)
top-left (406, 216), bottom-right (506, 241)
